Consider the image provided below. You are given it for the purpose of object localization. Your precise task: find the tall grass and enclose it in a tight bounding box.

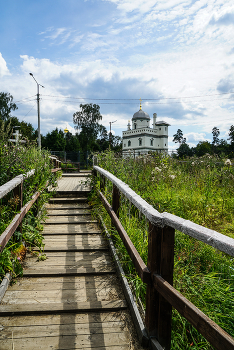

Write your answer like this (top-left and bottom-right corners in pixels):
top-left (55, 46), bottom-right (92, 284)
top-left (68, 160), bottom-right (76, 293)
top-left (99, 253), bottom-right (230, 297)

top-left (0, 122), bottom-right (60, 282)
top-left (91, 151), bottom-right (234, 349)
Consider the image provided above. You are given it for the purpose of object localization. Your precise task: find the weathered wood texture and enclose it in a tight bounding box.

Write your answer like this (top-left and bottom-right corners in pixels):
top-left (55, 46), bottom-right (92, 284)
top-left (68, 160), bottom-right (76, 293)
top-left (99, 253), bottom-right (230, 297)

top-left (0, 176), bottom-right (141, 350)
top-left (0, 169), bottom-right (35, 200)
top-left (99, 190), bottom-right (150, 284)
top-left (94, 166), bottom-right (234, 257)
top-left (153, 274), bottom-right (234, 350)
top-left (145, 224), bottom-right (174, 350)
top-left (94, 166), bottom-right (234, 350)
top-left (48, 175), bottom-right (91, 192)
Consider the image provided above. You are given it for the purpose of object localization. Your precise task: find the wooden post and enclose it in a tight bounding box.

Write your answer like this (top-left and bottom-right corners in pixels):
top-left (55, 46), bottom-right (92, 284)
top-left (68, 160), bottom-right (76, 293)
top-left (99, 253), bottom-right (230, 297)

top-left (145, 223), bottom-right (175, 350)
top-left (112, 184), bottom-right (120, 218)
top-left (13, 181), bottom-right (23, 234)
top-left (100, 175), bottom-right (106, 193)
top-left (13, 182), bottom-right (23, 211)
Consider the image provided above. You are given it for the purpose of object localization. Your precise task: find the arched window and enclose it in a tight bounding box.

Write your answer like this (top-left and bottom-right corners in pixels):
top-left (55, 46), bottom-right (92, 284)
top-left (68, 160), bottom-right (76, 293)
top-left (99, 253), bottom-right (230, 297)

top-left (134, 124), bottom-right (137, 129)
top-left (150, 139), bottom-right (153, 146)
top-left (128, 140), bottom-right (131, 147)
top-left (139, 138), bottom-right (142, 146)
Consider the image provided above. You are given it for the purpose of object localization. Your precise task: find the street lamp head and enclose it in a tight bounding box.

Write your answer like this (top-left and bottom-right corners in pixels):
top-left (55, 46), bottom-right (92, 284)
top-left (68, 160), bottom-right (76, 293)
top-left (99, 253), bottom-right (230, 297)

top-left (29, 73), bottom-right (33, 76)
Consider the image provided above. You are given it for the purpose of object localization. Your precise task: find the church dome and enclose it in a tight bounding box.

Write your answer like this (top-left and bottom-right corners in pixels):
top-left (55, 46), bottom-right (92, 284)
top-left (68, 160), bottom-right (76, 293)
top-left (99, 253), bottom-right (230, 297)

top-left (132, 109), bottom-right (150, 120)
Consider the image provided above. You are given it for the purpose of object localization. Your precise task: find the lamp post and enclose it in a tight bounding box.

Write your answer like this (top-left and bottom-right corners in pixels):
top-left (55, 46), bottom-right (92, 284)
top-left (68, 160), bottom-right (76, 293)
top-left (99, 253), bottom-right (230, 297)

top-left (109, 120), bottom-right (117, 149)
top-left (29, 73), bottom-right (45, 149)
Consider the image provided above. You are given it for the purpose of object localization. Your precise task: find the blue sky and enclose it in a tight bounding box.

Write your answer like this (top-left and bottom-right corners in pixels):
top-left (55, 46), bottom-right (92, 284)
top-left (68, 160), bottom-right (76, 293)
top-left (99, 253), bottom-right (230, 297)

top-left (1, 0), bottom-right (234, 151)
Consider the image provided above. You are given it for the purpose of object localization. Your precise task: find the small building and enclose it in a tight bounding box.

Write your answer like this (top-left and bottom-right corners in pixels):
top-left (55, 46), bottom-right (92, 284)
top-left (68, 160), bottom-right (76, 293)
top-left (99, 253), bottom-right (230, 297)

top-left (122, 105), bottom-right (170, 156)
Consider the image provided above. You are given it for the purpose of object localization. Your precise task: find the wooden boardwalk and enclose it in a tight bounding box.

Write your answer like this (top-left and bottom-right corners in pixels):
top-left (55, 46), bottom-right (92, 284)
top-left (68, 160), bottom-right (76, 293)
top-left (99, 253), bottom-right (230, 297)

top-left (0, 174), bottom-right (142, 350)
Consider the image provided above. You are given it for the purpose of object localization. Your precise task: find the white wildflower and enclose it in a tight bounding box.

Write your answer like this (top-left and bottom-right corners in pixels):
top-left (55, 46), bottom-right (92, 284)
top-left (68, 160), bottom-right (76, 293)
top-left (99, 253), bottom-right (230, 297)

top-left (169, 175), bottom-right (176, 180)
top-left (225, 159), bottom-right (232, 166)
top-left (154, 167), bottom-right (162, 172)
top-left (191, 162), bottom-right (195, 166)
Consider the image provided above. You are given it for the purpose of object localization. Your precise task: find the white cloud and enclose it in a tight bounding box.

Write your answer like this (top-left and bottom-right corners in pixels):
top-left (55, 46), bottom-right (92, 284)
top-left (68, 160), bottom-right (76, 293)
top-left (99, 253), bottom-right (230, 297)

top-left (0, 53), bottom-right (10, 77)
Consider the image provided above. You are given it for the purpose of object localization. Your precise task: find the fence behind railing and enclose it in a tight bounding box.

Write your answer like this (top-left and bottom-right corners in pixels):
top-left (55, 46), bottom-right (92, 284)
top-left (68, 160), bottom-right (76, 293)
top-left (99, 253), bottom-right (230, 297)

top-left (93, 165), bottom-right (234, 350)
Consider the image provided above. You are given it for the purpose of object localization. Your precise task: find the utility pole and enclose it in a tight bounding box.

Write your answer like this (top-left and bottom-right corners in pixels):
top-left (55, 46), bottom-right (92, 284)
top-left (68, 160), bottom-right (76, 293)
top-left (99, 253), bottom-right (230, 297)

top-left (109, 120), bottom-right (117, 149)
top-left (29, 73), bottom-right (45, 149)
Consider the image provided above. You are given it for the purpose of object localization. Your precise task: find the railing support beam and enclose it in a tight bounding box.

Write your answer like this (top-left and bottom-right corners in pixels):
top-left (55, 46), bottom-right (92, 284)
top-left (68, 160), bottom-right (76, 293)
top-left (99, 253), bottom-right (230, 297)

top-left (145, 223), bottom-right (175, 350)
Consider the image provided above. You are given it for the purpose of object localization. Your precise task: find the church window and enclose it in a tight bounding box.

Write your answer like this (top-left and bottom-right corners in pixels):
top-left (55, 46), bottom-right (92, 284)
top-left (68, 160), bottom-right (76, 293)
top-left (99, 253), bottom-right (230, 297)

top-left (165, 127), bottom-right (167, 131)
top-left (128, 140), bottom-right (131, 147)
top-left (150, 139), bottom-right (153, 146)
top-left (159, 128), bottom-right (161, 130)
top-left (134, 124), bottom-right (137, 129)
top-left (139, 138), bottom-right (142, 146)
top-left (124, 144), bottom-right (126, 147)
top-left (165, 143), bottom-right (166, 146)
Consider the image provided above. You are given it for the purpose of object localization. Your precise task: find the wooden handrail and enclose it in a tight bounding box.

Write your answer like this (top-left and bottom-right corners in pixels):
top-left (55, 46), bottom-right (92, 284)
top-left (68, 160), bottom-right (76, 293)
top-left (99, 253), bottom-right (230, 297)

top-left (93, 166), bottom-right (234, 350)
top-left (0, 167), bottom-right (61, 253)
top-left (94, 166), bottom-right (234, 257)
top-left (0, 169), bottom-right (35, 200)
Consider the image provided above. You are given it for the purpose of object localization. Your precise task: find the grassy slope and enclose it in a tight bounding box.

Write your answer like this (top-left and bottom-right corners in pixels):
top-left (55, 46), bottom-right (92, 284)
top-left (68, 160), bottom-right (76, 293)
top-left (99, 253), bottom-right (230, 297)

top-left (91, 151), bottom-right (234, 350)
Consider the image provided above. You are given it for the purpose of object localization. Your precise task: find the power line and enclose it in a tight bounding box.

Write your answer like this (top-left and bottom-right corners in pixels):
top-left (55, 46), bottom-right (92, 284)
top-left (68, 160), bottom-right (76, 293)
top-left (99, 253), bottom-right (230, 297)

top-left (14, 95), bottom-right (37, 103)
top-left (39, 96), bottom-right (234, 105)
top-left (41, 91), bottom-right (234, 100)
top-left (23, 102), bottom-right (37, 118)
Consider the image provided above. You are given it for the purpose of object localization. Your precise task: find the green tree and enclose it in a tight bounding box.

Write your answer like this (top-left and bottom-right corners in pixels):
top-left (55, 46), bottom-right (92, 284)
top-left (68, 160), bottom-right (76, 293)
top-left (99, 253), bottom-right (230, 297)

top-left (177, 143), bottom-right (193, 158)
top-left (228, 125), bottom-right (234, 145)
top-left (0, 92), bottom-right (18, 121)
top-left (212, 127), bottom-right (220, 146)
top-left (195, 141), bottom-right (212, 157)
top-left (73, 104), bottom-right (102, 152)
top-left (42, 128), bottom-right (66, 151)
top-left (173, 129), bottom-right (186, 144)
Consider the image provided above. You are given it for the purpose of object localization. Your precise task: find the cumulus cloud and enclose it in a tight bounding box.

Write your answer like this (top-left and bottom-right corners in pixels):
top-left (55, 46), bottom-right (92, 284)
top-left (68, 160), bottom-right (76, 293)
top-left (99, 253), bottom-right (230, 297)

top-left (0, 53), bottom-right (10, 77)
top-left (184, 132), bottom-right (207, 143)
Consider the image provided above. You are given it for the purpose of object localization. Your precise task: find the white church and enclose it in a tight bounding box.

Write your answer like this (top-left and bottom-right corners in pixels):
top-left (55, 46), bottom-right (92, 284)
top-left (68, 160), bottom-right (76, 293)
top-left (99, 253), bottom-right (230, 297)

top-left (122, 103), bottom-right (170, 156)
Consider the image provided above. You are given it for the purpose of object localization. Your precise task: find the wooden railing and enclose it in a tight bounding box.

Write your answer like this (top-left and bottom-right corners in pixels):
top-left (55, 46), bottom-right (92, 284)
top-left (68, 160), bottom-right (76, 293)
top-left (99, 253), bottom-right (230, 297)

top-left (0, 160), bottom-right (61, 253)
top-left (93, 165), bottom-right (234, 350)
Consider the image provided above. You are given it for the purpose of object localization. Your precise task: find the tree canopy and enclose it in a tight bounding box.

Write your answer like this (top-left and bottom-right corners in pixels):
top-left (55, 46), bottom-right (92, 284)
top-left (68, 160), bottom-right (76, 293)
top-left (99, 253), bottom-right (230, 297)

top-left (172, 129), bottom-right (186, 144)
top-left (0, 92), bottom-right (18, 121)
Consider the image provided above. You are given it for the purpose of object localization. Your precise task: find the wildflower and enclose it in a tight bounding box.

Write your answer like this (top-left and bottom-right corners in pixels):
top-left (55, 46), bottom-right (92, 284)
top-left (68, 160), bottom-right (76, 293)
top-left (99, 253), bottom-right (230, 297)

top-left (191, 162), bottom-right (195, 166)
top-left (154, 167), bottom-right (162, 172)
top-left (169, 175), bottom-right (176, 179)
top-left (225, 159), bottom-right (232, 166)
top-left (152, 177), bottom-right (155, 181)
top-left (17, 257), bottom-right (21, 261)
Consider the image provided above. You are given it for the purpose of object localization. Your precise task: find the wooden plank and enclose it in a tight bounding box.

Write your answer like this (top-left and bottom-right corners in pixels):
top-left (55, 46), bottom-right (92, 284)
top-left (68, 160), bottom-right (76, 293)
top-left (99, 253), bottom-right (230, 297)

top-left (0, 323), bottom-right (126, 339)
top-left (22, 266), bottom-right (115, 276)
top-left (0, 300), bottom-right (127, 316)
top-left (99, 191), bottom-right (150, 284)
top-left (0, 311), bottom-right (126, 327)
top-left (2, 286), bottom-right (121, 304)
top-left (25, 254), bottom-right (112, 264)
top-left (42, 223), bottom-right (101, 234)
top-left (153, 274), bottom-right (234, 350)
top-left (47, 209), bottom-right (91, 216)
top-left (44, 217), bottom-right (95, 224)
top-left (0, 333), bottom-right (130, 350)
top-left (26, 251), bottom-right (109, 258)
top-left (6, 275), bottom-right (117, 291)
top-left (35, 245), bottom-right (108, 252)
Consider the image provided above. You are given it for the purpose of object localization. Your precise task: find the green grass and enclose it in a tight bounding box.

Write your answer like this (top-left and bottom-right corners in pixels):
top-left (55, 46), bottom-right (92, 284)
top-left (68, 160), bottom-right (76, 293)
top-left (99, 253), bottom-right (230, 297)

top-left (90, 150), bottom-right (234, 349)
